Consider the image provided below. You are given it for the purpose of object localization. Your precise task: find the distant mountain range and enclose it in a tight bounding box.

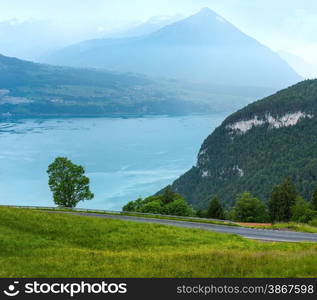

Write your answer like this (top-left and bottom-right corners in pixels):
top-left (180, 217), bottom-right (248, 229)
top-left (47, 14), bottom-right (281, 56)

top-left (47, 8), bottom-right (301, 89)
top-left (0, 53), bottom-right (275, 117)
top-left (166, 79), bottom-right (317, 209)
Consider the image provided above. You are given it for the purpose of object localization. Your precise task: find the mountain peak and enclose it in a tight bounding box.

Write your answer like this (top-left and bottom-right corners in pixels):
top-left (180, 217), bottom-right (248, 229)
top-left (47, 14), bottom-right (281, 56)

top-left (47, 8), bottom-right (302, 89)
top-left (191, 7), bottom-right (227, 23)
top-left (148, 7), bottom-right (252, 46)
top-left (196, 7), bottom-right (219, 17)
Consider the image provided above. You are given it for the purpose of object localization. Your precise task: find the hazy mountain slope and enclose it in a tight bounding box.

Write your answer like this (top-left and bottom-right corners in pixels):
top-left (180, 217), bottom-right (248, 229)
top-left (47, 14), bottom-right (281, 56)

top-left (167, 79), bottom-right (317, 209)
top-left (48, 8), bottom-right (301, 89)
top-left (278, 50), bottom-right (317, 79)
top-left (0, 54), bottom-right (276, 117)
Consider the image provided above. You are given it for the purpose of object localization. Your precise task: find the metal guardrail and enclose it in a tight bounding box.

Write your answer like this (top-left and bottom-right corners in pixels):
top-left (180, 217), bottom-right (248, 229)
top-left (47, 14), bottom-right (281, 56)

top-left (0, 204), bottom-right (233, 223)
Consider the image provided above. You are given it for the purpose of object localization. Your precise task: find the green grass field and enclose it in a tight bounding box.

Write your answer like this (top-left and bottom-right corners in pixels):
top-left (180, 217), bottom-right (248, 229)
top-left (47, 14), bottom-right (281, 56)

top-left (37, 207), bottom-right (238, 226)
top-left (0, 207), bottom-right (317, 278)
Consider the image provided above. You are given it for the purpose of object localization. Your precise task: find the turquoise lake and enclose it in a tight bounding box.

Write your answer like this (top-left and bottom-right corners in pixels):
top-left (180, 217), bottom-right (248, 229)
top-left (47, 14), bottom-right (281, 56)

top-left (0, 114), bottom-right (227, 210)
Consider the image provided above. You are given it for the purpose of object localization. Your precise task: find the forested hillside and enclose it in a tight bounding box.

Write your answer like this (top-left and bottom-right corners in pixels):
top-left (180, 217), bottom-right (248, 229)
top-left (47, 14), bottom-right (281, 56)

top-left (0, 54), bottom-right (273, 117)
top-left (168, 79), bottom-right (317, 209)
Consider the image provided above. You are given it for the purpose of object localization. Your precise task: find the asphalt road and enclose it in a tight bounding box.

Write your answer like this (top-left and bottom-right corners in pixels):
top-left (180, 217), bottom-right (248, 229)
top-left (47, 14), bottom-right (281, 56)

top-left (46, 210), bottom-right (317, 243)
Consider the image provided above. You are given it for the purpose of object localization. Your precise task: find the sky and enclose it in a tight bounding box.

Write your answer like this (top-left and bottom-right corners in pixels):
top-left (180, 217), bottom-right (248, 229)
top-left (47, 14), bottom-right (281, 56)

top-left (0, 0), bottom-right (317, 75)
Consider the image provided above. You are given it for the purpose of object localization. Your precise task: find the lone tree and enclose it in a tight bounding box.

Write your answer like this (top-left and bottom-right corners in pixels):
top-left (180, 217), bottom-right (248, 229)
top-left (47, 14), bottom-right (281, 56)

top-left (47, 157), bottom-right (94, 208)
top-left (268, 177), bottom-right (297, 222)
top-left (207, 196), bottom-right (224, 219)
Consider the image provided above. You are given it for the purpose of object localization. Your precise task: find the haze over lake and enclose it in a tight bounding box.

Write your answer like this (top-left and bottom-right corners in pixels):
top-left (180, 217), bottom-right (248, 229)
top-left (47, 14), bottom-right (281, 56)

top-left (0, 114), bottom-right (227, 210)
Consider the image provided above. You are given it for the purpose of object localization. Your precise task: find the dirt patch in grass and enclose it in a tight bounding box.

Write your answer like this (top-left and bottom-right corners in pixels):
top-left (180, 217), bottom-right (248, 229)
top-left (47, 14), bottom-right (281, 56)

top-left (237, 222), bottom-right (272, 227)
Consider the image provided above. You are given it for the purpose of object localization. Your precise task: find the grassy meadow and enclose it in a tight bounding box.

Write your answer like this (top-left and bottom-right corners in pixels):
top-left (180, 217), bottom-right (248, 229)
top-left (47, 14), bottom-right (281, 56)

top-left (0, 207), bottom-right (317, 278)
top-left (38, 207), bottom-right (238, 226)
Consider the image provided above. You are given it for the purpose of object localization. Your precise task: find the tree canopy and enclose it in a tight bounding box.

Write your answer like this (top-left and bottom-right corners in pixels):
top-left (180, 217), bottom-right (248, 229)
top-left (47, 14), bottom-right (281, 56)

top-left (268, 178), bottom-right (298, 222)
top-left (232, 192), bottom-right (268, 222)
top-left (206, 196), bottom-right (224, 219)
top-left (47, 157), bottom-right (94, 208)
top-left (291, 196), bottom-right (316, 223)
top-left (122, 186), bottom-right (193, 216)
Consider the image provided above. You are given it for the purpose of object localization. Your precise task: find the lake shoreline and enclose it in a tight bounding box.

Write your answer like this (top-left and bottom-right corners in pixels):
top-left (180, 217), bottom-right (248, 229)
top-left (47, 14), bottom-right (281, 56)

top-left (0, 111), bottom-right (232, 122)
